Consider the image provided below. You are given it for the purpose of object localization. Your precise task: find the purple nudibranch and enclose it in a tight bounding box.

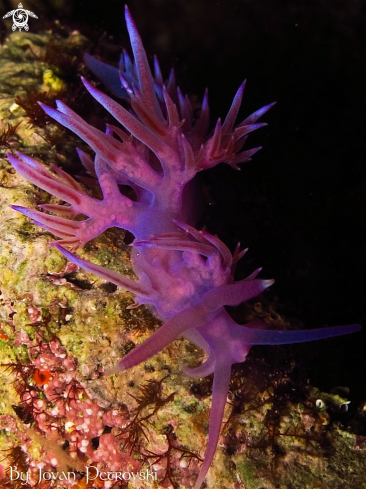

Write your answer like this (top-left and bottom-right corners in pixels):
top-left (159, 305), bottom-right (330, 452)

top-left (8, 6), bottom-right (361, 488)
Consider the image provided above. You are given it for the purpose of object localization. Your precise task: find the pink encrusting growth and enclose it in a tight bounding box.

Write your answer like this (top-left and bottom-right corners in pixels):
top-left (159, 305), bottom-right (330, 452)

top-left (8, 6), bottom-right (361, 488)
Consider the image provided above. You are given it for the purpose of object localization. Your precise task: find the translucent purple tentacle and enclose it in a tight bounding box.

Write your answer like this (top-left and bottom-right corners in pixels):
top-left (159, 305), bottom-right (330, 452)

top-left (181, 352), bottom-right (215, 378)
top-left (203, 277), bottom-right (275, 310)
top-left (238, 322), bottom-right (362, 345)
top-left (124, 5), bottom-right (165, 123)
top-left (84, 53), bottom-right (128, 99)
top-left (193, 359), bottom-right (232, 489)
top-left (132, 238), bottom-right (218, 258)
top-left (105, 305), bottom-right (215, 375)
top-left (222, 81), bottom-right (246, 133)
top-left (54, 245), bottom-right (151, 297)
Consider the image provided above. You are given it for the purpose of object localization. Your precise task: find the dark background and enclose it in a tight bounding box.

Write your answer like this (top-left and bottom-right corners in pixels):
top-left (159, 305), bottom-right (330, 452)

top-left (1, 0), bottom-right (365, 409)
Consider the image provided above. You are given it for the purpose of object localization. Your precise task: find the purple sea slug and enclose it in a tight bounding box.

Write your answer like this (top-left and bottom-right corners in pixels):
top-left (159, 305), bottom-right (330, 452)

top-left (8, 6), bottom-right (361, 488)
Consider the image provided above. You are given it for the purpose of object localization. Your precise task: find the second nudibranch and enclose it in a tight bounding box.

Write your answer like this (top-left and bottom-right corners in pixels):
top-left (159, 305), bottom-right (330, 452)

top-left (8, 6), bottom-right (361, 488)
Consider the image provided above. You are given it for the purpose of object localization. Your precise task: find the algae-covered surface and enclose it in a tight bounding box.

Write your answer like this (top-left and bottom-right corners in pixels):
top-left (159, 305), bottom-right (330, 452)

top-left (0, 26), bottom-right (365, 489)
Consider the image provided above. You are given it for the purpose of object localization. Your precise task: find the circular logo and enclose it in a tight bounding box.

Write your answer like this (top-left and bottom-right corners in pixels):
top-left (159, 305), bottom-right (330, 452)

top-left (3, 3), bottom-right (38, 32)
top-left (12, 8), bottom-right (29, 31)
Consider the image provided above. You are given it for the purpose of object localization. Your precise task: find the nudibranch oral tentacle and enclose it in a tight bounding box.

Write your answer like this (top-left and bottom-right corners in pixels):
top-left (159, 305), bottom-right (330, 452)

top-left (8, 5), bottom-right (361, 488)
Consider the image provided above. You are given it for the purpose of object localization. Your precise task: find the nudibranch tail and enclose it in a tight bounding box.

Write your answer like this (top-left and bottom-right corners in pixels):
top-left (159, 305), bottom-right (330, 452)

top-left (193, 360), bottom-right (232, 489)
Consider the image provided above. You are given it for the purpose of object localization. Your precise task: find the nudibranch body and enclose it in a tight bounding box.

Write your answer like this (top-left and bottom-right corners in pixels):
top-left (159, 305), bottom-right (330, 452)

top-left (8, 6), bottom-right (361, 488)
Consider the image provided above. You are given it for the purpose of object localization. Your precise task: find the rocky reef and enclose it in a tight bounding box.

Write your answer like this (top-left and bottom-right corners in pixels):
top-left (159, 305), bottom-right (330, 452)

top-left (0, 19), bottom-right (365, 489)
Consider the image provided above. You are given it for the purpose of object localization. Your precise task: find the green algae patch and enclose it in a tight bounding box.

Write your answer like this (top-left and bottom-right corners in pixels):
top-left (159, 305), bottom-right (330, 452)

top-left (44, 247), bottom-right (68, 273)
top-left (237, 460), bottom-right (254, 485)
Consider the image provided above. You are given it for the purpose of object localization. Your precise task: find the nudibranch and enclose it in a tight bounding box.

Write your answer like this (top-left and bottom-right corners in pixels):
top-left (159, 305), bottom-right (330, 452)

top-left (8, 6), bottom-right (361, 488)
